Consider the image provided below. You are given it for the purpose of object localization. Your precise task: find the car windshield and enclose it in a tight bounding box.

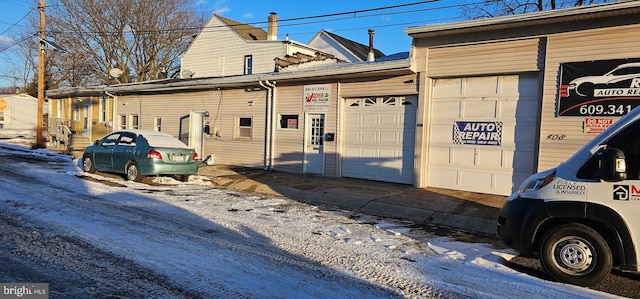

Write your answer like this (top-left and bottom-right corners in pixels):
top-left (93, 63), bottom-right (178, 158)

top-left (143, 134), bottom-right (189, 149)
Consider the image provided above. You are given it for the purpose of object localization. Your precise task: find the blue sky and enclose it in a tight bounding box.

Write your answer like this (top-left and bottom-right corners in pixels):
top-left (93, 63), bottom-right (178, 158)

top-left (0, 0), bottom-right (469, 87)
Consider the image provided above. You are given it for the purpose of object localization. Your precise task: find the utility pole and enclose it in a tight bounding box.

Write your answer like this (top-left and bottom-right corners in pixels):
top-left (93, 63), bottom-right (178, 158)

top-left (36, 0), bottom-right (45, 148)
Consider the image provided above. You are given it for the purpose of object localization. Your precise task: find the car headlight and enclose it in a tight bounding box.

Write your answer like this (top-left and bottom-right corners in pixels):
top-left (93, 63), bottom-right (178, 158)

top-left (518, 169), bottom-right (556, 194)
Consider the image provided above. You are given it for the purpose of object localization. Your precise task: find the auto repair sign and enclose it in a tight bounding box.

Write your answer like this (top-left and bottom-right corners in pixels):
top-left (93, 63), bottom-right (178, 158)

top-left (303, 84), bottom-right (331, 112)
top-left (557, 58), bottom-right (640, 116)
top-left (453, 121), bottom-right (502, 146)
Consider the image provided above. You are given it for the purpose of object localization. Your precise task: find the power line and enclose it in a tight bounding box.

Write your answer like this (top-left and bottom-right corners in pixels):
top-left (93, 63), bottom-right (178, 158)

top-left (0, 6), bottom-right (36, 37)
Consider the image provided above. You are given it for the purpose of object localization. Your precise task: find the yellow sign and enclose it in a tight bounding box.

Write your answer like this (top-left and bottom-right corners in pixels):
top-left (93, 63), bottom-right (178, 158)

top-left (0, 98), bottom-right (6, 111)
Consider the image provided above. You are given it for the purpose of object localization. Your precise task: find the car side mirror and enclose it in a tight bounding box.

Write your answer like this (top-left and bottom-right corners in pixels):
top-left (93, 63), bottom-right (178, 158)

top-left (596, 148), bottom-right (627, 182)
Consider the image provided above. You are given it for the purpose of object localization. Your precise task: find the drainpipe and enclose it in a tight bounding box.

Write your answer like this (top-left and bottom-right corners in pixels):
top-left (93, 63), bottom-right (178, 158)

top-left (104, 89), bottom-right (116, 132)
top-left (259, 80), bottom-right (277, 170)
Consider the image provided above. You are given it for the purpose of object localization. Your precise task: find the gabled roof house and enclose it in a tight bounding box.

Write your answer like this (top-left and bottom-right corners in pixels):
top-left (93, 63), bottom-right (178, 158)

top-left (307, 29), bottom-right (386, 63)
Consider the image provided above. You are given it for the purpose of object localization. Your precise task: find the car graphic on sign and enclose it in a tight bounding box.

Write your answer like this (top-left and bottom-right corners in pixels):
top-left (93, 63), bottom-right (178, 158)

top-left (568, 62), bottom-right (640, 96)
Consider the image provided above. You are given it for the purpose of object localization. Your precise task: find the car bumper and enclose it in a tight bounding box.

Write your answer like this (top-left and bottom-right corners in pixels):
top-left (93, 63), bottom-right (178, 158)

top-left (138, 160), bottom-right (199, 176)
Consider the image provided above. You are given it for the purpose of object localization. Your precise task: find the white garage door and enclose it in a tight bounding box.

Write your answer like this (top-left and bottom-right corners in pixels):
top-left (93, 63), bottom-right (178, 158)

top-left (342, 96), bottom-right (417, 184)
top-left (428, 74), bottom-right (539, 195)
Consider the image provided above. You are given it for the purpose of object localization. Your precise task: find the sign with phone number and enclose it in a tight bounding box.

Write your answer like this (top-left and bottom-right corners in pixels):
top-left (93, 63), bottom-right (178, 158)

top-left (557, 59), bottom-right (640, 116)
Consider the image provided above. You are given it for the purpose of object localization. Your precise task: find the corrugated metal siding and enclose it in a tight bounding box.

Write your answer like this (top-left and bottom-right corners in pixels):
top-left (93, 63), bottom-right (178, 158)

top-left (340, 74), bottom-right (417, 97)
top-left (538, 24), bottom-right (640, 171)
top-left (428, 38), bottom-right (541, 77)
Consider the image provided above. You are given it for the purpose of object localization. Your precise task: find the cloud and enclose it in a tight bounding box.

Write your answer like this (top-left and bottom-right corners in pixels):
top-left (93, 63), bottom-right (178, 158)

top-left (242, 13), bottom-right (254, 19)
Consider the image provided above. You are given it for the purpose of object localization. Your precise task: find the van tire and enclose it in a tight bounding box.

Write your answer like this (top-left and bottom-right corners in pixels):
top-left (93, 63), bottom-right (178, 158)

top-left (539, 223), bottom-right (612, 286)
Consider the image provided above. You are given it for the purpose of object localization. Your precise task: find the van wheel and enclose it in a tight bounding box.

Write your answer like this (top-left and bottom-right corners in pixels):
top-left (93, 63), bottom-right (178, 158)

top-left (539, 223), bottom-right (612, 287)
top-left (126, 162), bottom-right (144, 182)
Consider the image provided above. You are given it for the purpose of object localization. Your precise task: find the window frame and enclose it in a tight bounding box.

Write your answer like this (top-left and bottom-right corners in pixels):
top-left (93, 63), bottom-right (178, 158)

top-left (278, 114), bottom-right (299, 130)
top-left (235, 116), bottom-right (253, 140)
top-left (244, 55), bottom-right (253, 75)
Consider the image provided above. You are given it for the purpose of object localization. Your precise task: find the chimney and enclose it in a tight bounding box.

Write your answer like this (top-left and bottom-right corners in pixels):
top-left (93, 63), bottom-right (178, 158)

top-left (367, 29), bottom-right (375, 62)
top-left (267, 12), bottom-right (278, 41)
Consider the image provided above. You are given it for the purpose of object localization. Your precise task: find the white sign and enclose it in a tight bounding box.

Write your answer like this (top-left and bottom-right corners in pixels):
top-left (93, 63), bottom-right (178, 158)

top-left (303, 84), bottom-right (331, 112)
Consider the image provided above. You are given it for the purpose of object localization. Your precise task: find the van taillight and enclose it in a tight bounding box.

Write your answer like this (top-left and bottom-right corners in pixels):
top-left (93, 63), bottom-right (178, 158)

top-left (192, 152), bottom-right (199, 160)
top-left (148, 150), bottom-right (162, 159)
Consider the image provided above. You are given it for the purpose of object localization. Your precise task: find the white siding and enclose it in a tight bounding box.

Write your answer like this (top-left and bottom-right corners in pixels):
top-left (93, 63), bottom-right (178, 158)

top-left (428, 38), bottom-right (541, 77)
top-left (181, 16), bottom-right (320, 78)
top-left (117, 89), bottom-right (268, 168)
top-left (538, 24), bottom-right (640, 171)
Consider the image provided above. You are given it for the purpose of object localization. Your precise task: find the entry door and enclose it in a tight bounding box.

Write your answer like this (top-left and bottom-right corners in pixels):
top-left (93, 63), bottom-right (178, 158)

top-left (304, 114), bottom-right (325, 174)
top-left (188, 111), bottom-right (205, 158)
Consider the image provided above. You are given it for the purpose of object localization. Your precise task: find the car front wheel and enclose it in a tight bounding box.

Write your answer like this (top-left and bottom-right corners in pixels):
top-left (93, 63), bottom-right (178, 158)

top-left (82, 156), bottom-right (97, 173)
top-left (126, 162), bottom-right (144, 182)
top-left (539, 223), bottom-right (612, 287)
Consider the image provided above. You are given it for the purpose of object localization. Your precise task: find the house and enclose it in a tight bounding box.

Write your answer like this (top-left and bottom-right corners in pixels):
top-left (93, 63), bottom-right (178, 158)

top-left (405, 0), bottom-right (640, 195)
top-left (0, 93), bottom-right (38, 136)
top-left (46, 1), bottom-right (640, 197)
top-left (180, 13), bottom-right (334, 78)
top-left (46, 59), bottom-right (418, 185)
top-left (47, 94), bottom-right (112, 150)
top-left (307, 29), bottom-right (386, 63)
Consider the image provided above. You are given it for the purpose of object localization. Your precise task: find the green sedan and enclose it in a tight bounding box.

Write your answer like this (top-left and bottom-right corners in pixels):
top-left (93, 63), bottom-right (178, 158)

top-left (82, 129), bottom-right (199, 182)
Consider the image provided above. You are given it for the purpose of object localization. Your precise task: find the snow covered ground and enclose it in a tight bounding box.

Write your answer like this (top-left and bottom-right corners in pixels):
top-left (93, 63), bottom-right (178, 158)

top-left (0, 137), bottom-right (624, 298)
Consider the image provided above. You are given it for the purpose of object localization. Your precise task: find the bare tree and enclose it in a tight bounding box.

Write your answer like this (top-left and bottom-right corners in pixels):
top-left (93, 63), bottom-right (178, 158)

top-left (461, 0), bottom-right (615, 19)
top-left (43, 0), bottom-right (205, 86)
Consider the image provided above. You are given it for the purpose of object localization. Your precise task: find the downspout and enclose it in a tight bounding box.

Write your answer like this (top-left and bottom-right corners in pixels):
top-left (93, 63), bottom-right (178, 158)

top-left (259, 80), bottom-right (277, 170)
top-left (104, 89), bottom-right (116, 132)
top-left (259, 80), bottom-right (272, 170)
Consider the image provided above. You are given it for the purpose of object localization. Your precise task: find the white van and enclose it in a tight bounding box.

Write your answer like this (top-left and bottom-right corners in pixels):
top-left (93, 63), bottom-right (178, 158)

top-left (497, 107), bottom-right (640, 286)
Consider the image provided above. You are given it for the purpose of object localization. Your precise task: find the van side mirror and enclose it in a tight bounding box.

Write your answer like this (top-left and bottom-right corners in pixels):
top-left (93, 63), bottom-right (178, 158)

top-left (596, 148), bottom-right (627, 182)
top-left (94, 139), bottom-right (101, 146)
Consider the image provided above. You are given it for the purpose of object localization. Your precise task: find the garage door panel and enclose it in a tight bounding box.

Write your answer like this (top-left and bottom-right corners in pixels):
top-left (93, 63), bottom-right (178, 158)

top-left (463, 77), bottom-right (498, 95)
top-left (433, 78), bottom-right (463, 97)
top-left (452, 147), bottom-right (475, 166)
top-left (477, 148), bottom-right (503, 168)
top-left (462, 101), bottom-right (497, 118)
top-left (428, 74), bottom-right (538, 195)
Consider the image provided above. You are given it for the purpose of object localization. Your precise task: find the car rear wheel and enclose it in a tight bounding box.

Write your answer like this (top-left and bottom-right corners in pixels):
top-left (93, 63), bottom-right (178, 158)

top-left (126, 162), bottom-right (144, 182)
top-left (539, 223), bottom-right (612, 287)
top-left (179, 175), bottom-right (190, 182)
top-left (82, 156), bottom-right (97, 173)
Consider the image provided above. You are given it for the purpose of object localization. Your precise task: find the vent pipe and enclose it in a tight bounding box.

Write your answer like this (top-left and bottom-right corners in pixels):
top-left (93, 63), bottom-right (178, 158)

top-left (367, 29), bottom-right (375, 62)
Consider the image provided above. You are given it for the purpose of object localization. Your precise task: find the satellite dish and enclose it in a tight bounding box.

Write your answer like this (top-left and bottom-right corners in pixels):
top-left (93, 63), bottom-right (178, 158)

top-left (182, 70), bottom-right (194, 78)
top-left (109, 68), bottom-right (123, 78)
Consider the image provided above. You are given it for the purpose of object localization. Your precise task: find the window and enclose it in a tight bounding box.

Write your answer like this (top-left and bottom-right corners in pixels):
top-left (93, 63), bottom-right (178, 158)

top-left (118, 133), bottom-right (136, 146)
top-left (235, 116), bottom-right (252, 140)
top-left (73, 99), bottom-right (80, 122)
top-left (154, 117), bottom-right (162, 132)
top-left (244, 55), bottom-right (253, 75)
top-left (119, 114), bottom-right (127, 130)
top-left (100, 97), bottom-right (108, 122)
top-left (130, 114), bottom-right (139, 129)
top-left (279, 114), bottom-right (298, 129)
